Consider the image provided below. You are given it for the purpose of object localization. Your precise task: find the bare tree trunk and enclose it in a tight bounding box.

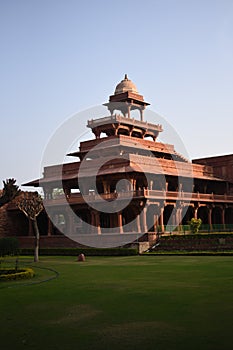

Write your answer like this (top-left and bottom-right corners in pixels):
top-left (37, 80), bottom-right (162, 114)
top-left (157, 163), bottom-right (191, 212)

top-left (32, 219), bottom-right (40, 262)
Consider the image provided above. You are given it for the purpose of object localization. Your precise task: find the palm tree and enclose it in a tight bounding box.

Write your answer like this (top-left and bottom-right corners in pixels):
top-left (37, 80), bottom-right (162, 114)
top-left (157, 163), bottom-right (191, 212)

top-left (0, 178), bottom-right (20, 207)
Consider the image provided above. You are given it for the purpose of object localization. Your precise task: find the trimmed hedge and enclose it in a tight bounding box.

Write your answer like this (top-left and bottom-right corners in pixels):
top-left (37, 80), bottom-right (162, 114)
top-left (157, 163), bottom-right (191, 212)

top-left (161, 233), bottom-right (233, 240)
top-left (143, 251), bottom-right (233, 256)
top-left (0, 237), bottom-right (19, 257)
top-left (0, 267), bottom-right (35, 282)
top-left (20, 247), bottom-right (138, 256)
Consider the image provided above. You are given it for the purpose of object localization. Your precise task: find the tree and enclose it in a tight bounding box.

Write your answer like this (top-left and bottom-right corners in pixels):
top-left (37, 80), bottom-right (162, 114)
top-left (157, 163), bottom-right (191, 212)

top-left (0, 178), bottom-right (21, 207)
top-left (190, 218), bottom-right (202, 234)
top-left (17, 192), bottom-right (43, 262)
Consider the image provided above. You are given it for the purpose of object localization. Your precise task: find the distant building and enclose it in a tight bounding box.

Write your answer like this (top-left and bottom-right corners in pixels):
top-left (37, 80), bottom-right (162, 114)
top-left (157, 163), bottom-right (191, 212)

top-left (2, 76), bottom-right (233, 247)
top-left (193, 154), bottom-right (233, 189)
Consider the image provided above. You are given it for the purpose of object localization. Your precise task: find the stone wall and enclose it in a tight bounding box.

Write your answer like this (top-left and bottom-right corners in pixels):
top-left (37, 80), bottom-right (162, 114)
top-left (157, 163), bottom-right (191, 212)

top-left (0, 204), bottom-right (16, 237)
top-left (16, 235), bottom-right (85, 249)
top-left (154, 235), bottom-right (233, 251)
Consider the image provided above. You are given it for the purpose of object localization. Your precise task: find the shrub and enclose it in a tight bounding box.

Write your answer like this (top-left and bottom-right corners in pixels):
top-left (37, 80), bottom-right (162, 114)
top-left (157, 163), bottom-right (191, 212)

top-left (0, 267), bottom-right (34, 282)
top-left (189, 218), bottom-right (202, 234)
top-left (0, 237), bottom-right (19, 257)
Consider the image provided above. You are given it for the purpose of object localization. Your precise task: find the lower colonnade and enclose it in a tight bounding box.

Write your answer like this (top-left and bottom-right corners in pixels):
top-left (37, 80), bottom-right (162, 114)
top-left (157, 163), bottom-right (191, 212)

top-left (21, 202), bottom-right (233, 237)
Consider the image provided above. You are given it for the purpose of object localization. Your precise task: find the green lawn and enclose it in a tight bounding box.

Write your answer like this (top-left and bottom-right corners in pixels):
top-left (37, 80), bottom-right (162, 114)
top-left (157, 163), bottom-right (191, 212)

top-left (0, 255), bottom-right (233, 350)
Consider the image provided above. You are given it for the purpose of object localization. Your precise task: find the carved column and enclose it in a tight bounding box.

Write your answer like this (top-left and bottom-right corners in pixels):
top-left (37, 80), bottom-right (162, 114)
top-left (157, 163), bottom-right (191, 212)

top-left (149, 179), bottom-right (153, 190)
top-left (222, 206), bottom-right (226, 229)
top-left (160, 207), bottom-right (164, 232)
top-left (208, 206), bottom-right (213, 231)
top-left (47, 216), bottom-right (53, 236)
top-left (142, 205), bottom-right (148, 232)
top-left (140, 106), bottom-right (145, 121)
top-left (130, 178), bottom-right (136, 191)
top-left (136, 214), bottom-right (141, 233)
top-left (44, 187), bottom-right (52, 199)
top-left (102, 181), bottom-right (108, 194)
top-left (127, 103), bottom-right (131, 118)
top-left (67, 212), bottom-right (74, 235)
top-left (175, 206), bottom-right (182, 231)
top-left (64, 188), bottom-right (71, 198)
top-left (153, 212), bottom-right (159, 232)
top-left (118, 212), bottom-right (123, 233)
top-left (94, 211), bottom-right (101, 234)
top-left (194, 206), bottom-right (198, 219)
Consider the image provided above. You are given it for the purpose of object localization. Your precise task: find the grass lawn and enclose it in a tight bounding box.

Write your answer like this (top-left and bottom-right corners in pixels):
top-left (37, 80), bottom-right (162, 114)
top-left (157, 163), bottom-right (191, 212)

top-left (0, 255), bottom-right (232, 350)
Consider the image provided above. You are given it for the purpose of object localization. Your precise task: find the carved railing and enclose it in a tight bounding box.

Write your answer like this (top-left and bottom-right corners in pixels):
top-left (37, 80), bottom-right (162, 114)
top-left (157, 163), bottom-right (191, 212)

top-left (41, 189), bottom-right (233, 207)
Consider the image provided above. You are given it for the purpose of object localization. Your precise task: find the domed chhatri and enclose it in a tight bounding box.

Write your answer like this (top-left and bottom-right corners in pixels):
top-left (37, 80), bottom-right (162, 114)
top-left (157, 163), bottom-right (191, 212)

top-left (114, 74), bottom-right (139, 95)
top-left (104, 74), bottom-right (150, 121)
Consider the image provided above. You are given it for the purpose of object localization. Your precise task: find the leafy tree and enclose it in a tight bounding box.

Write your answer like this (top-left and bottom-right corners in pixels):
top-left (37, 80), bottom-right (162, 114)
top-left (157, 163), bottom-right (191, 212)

top-left (190, 218), bottom-right (202, 234)
top-left (17, 192), bottom-right (43, 262)
top-left (0, 178), bottom-right (21, 207)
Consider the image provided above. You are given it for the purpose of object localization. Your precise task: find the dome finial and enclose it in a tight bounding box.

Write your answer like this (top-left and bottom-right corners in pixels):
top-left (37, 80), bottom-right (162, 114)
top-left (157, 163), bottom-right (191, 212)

top-left (114, 75), bottom-right (138, 95)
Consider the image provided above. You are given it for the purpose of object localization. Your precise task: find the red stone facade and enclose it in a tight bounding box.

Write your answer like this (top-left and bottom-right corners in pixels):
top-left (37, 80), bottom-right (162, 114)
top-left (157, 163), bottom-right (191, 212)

top-left (1, 76), bottom-right (233, 248)
top-left (193, 154), bottom-right (233, 190)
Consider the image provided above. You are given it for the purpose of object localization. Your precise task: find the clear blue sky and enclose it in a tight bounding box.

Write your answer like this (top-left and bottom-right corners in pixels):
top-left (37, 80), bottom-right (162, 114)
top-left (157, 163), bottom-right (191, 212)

top-left (0, 0), bottom-right (233, 189)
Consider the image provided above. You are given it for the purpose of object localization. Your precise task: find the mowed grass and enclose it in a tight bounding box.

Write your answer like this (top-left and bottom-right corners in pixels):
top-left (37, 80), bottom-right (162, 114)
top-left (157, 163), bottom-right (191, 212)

top-left (0, 256), bottom-right (233, 350)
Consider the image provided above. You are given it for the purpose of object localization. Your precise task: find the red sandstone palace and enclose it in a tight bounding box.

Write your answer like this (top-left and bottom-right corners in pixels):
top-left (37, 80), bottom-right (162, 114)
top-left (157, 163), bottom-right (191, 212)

top-left (3, 75), bottom-right (233, 247)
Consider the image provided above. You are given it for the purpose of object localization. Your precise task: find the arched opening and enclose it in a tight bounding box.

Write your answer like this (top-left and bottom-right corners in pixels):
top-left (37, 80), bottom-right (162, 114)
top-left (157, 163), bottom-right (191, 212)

top-left (182, 206), bottom-right (194, 225)
top-left (225, 207), bottom-right (233, 224)
top-left (122, 205), bottom-right (140, 232)
top-left (100, 212), bottom-right (110, 228)
top-left (212, 207), bottom-right (222, 225)
top-left (197, 206), bottom-right (208, 224)
top-left (163, 205), bottom-right (174, 226)
top-left (117, 127), bottom-right (130, 136)
top-left (147, 205), bottom-right (160, 232)
top-left (166, 177), bottom-right (178, 192)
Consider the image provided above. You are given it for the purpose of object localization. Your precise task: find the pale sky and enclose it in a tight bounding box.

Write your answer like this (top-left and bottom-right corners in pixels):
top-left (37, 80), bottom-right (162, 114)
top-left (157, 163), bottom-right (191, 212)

top-left (0, 0), bottom-right (233, 189)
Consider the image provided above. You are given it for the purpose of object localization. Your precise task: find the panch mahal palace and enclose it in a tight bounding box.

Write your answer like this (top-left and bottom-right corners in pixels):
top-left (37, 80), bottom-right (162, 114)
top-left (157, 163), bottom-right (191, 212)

top-left (5, 75), bottom-right (233, 248)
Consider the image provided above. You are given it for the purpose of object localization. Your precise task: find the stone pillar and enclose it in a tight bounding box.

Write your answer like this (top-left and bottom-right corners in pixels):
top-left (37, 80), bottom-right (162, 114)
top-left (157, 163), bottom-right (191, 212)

top-left (94, 211), bottom-right (101, 234)
top-left (175, 207), bottom-right (180, 226)
top-left (149, 179), bottom-right (153, 190)
top-left (47, 216), bottom-right (53, 236)
top-left (222, 207), bottom-right (226, 228)
top-left (153, 213), bottom-right (159, 232)
top-left (91, 211), bottom-right (95, 227)
top-left (93, 128), bottom-right (101, 139)
top-left (103, 181), bottom-right (108, 194)
top-left (44, 188), bottom-right (52, 199)
top-left (160, 207), bottom-right (164, 232)
top-left (136, 214), bottom-right (141, 233)
top-left (194, 206), bottom-right (198, 219)
top-left (142, 205), bottom-right (148, 232)
top-left (131, 178), bottom-right (136, 191)
top-left (208, 207), bottom-right (212, 231)
top-left (175, 206), bottom-right (182, 231)
top-left (118, 212), bottom-right (123, 233)
top-left (67, 212), bottom-right (74, 235)
top-left (140, 107), bottom-right (145, 121)
top-left (64, 188), bottom-right (71, 198)
top-left (127, 103), bottom-right (131, 118)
